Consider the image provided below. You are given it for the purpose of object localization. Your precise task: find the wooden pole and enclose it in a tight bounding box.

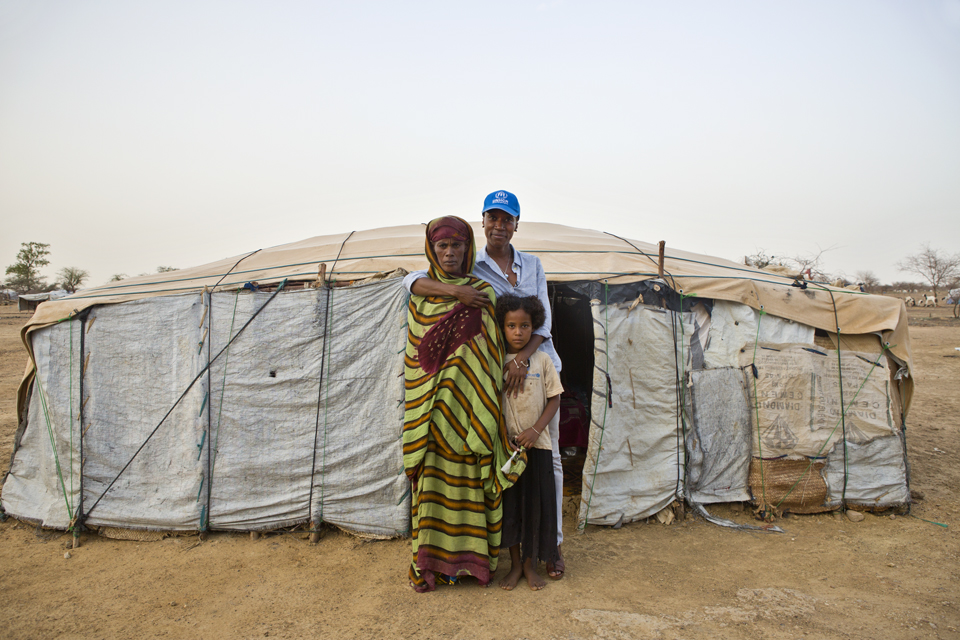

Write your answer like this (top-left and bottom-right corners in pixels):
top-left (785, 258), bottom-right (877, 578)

top-left (658, 241), bottom-right (665, 279)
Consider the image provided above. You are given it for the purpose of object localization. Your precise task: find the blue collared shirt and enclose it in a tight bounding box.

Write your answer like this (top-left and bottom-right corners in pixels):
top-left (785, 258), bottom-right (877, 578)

top-left (402, 245), bottom-right (562, 372)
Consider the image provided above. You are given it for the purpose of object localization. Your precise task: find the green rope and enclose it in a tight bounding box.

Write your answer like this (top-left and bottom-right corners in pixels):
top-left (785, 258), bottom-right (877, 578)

top-left (68, 320), bottom-right (75, 515)
top-left (210, 289), bottom-right (241, 479)
top-left (750, 308), bottom-right (768, 507)
top-left (910, 514), bottom-right (948, 528)
top-left (33, 373), bottom-right (73, 519)
top-left (580, 280), bottom-right (610, 531)
top-left (828, 290), bottom-right (850, 507)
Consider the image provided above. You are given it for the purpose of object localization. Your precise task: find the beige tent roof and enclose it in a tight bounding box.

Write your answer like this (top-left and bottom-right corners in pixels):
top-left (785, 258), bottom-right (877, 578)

top-left (19, 221), bottom-right (913, 412)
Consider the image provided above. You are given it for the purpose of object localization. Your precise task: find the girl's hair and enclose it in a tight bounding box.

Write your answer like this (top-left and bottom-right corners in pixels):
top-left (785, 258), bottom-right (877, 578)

top-left (495, 294), bottom-right (546, 331)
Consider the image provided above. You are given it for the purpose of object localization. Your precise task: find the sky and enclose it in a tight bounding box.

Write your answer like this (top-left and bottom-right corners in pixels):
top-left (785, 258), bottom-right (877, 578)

top-left (1, 0), bottom-right (959, 288)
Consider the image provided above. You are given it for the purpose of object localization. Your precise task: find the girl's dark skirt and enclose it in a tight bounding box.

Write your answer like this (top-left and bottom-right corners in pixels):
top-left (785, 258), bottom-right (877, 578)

top-left (501, 448), bottom-right (559, 565)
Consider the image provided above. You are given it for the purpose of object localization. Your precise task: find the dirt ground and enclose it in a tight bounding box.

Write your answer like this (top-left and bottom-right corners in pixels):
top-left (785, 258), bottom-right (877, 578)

top-left (0, 301), bottom-right (957, 640)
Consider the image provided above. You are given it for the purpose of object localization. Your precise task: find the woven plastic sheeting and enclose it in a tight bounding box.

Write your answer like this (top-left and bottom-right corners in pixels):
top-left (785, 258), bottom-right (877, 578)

top-left (703, 300), bottom-right (814, 369)
top-left (579, 303), bottom-right (690, 527)
top-left (2, 318), bottom-right (83, 529)
top-left (82, 294), bottom-right (208, 530)
top-left (306, 281), bottom-right (409, 537)
top-left (823, 434), bottom-right (908, 508)
top-left (202, 280), bottom-right (408, 535)
top-left (685, 367), bottom-right (753, 504)
top-left (740, 344), bottom-right (896, 459)
top-left (204, 288), bottom-right (325, 531)
top-left (4, 278), bottom-right (410, 537)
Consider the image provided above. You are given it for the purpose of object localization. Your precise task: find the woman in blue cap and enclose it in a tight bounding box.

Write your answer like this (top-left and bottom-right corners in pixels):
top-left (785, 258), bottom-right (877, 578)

top-left (402, 190), bottom-right (567, 580)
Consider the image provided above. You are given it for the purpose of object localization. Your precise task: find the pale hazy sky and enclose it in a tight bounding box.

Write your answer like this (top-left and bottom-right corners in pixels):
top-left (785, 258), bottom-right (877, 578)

top-left (2, 1), bottom-right (959, 287)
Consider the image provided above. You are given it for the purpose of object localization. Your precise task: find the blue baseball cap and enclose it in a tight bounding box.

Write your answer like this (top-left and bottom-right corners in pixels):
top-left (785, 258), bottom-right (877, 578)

top-left (482, 190), bottom-right (520, 219)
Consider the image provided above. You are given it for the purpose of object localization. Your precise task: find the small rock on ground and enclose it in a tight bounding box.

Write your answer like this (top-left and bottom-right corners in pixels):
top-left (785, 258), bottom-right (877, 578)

top-left (846, 511), bottom-right (865, 523)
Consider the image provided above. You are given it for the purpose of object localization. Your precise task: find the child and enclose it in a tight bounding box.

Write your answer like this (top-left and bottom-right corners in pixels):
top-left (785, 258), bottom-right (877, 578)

top-left (495, 294), bottom-right (563, 591)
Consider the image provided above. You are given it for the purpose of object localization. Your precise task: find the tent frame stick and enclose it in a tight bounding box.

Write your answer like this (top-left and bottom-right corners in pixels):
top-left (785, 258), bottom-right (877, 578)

top-left (203, 289), bottom-right (212, 532)
top-left (76, 312), bottom-right (87, 536)
top-left (308, 285), bottom-right (332, 534)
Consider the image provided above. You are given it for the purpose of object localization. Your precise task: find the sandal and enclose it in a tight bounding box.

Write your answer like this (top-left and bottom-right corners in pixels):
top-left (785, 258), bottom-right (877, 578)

top-left (547, 555), bottom-right (565, 580)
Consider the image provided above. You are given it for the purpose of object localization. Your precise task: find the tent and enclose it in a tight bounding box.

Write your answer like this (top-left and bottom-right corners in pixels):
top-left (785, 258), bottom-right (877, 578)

top-left (2, 222), bottom-right (913, 537)
top-left (17, 290), bottom-right (69, 312)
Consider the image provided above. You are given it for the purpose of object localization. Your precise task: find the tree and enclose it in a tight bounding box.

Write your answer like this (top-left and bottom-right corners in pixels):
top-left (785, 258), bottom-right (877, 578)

top-left (57, 267), bottom-right (89, 293)
top-left (4, 242), bottom-right (50, 293)
top-left (156, 266), bottom-right (178, 273)
top-left (854, 270), bottom-right (881, 292)
top-left (109, 274), bottom-right (127, 282)
top-left (746, 245), bottom-right (834, 281)
top-left (896, 244), bottom-right (960, 300)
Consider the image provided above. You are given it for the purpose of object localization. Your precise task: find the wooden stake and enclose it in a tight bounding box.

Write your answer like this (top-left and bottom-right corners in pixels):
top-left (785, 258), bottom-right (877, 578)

top-left (658, 241), bottom-right (666, 279)
top-left (316, 263), bottom-right (327, 288)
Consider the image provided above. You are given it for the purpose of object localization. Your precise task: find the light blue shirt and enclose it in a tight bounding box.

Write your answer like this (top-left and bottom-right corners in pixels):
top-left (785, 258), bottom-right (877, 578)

top-left (402, 245), bottom-right (562, 372)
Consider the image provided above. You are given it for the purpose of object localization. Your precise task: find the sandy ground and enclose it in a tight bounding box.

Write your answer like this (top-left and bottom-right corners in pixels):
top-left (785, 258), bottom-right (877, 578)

top-left (0, 301), bottom-right (957, 640)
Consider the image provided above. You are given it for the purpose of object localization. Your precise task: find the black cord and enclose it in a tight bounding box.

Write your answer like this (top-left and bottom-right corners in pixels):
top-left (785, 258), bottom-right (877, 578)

top-left (307, 285), bottom-right (333, 526)
top-left (326, 231), bottom-right (356, 285)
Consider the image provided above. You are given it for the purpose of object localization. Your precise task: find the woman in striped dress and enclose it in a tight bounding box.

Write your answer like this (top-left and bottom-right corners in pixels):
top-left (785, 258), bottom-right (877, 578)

top-left (403, 216), bottom-right (522, 592)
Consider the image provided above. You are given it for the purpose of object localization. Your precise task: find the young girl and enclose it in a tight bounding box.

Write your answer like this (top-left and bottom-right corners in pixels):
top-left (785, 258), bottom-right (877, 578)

top-left (495, 294), bottom-right (563, 591)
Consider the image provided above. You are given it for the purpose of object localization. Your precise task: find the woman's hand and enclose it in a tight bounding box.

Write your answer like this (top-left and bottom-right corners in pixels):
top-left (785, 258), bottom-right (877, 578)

top-left (453, 285), bottom-right (489, 308)
top-left (411, 278), bottom-right (488, 308)
top-left (515, 427), bottom-right (540, 450)
top-left (503, 359), bottom-right (527, 398)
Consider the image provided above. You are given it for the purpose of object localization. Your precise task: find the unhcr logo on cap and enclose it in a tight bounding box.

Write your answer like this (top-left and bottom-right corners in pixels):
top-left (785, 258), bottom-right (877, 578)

top-left (482, 190), bottom-right (520, 218)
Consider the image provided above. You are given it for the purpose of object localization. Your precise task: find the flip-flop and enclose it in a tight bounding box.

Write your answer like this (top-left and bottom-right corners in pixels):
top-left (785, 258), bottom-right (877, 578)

top-left (547, 555), bottom-right (565, 580)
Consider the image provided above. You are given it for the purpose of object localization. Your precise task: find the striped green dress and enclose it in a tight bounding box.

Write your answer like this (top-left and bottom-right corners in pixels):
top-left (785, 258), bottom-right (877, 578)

top-left (403, 221), bottom-right (522, 592)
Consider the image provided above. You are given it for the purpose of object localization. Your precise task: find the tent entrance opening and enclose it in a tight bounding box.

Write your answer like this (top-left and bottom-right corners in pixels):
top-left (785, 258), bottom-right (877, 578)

top-left (548, 284), bottom-right (594, 497)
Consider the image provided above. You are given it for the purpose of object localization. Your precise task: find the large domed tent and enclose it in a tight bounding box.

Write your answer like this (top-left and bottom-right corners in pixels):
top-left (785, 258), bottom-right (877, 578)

top-left (2, 222), bottom-right (913, 537)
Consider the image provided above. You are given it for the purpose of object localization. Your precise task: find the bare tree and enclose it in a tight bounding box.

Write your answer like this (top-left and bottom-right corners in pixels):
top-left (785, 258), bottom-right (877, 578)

top-left (854, 270), bottom-right (881, 292)
top-left (746, 245), bottom-right (835, 281)
top-left (896, 244), bottom-right (960, 300)
top-left (108, 273), bottom-right (127, 282)
top-left (57, 267), bottom-right (89, 293)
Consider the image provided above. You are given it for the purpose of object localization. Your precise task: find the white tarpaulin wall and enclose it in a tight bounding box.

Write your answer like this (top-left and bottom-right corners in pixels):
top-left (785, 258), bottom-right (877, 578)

top-left (83, 295), bottom-right (208, 530)
top-left (2, 319), bottom-right (82, 529)
top-left (3, 279), bottom-right (410, 537)
top-left (578, 303), bottom-right (691, 527)
top-left (703, 301), bottom-right (815, 368)
top-left (685, 367), bottom-right (753, 504)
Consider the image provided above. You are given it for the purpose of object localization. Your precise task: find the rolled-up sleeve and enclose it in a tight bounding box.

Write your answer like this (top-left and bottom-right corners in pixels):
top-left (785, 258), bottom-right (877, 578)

top-left (402, 269), bottom-right (428, 294)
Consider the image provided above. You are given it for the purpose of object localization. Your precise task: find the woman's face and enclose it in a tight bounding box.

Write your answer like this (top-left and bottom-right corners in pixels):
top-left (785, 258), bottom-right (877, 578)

top-left (433, 238), bottom-right (467, 274)
top-left (482, 210), bottom-right (517, 250)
